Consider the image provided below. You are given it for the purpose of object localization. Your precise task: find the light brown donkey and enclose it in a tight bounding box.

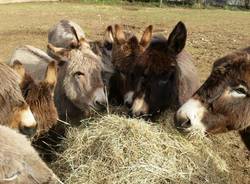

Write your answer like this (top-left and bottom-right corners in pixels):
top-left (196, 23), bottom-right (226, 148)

top-left (0, 125), bottom-right (61, 184)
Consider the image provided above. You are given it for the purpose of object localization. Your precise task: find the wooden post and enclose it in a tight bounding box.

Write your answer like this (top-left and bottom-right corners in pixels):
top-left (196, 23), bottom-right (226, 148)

top-left (159, 0), bottom-right (163, 7)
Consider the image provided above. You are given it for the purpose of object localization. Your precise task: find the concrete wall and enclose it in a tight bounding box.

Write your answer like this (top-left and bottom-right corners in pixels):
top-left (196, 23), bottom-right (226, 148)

top-left (0, 0), bottom-right (59, 4)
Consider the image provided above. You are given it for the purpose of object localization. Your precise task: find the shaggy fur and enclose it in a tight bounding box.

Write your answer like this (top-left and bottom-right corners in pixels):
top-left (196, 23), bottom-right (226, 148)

top-left (175, 47), bottom-right (250, 150)
top-left (0, 125), bottom-right (60, 183)
top-left (0, 63), bottom-right (36, 136)
top-left (89, 25), bottom-right (114, 87)
top-left (131, 22), bottom-right (199, 118)
top-left (10, 43), bottom-right (105, 123)
top-left (48, 20), bottom-right (107, 122)
top-left (48, 44), bottom-right (105, 121)
top-left (195, 47), bottom-right (250, 132)
top-left (12, 61), bottom-right (58, 137)
top-left (109, 24), bottom-right (153, 105)
top-left (48, 19), bottom-right (87, 48)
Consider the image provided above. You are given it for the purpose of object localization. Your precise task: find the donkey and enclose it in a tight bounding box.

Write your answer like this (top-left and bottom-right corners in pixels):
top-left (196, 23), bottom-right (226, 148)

top-left (10, 43), bottom-right (106, 122)
top-left (48, 19), bottom-right (88, 49)
top-left (130, 22), bottom-right (200, 118)
top-left (48, 20), bottom-right (114, 88)
top-left (9, 43), bottom-right (103, 160)
top-left (89, 25), bottom-right (114, 87)
top-left (109, 24), bottom-right (153, 106)
top-left (174, 47), bottom-right (250, 149)
top-left (48, 20), bottom-right (108, 121)
top-left (11, 60), bottom-right (58, 137)
top-left (0, 125), bottom-right (61, 184)
top-left (0, 63), bottom-right (37, 137)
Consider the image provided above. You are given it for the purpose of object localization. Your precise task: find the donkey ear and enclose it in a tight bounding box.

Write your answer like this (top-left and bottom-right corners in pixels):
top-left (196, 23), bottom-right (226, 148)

top-left (114, 24), bottom-right (125, 44)
top-left (47, 43), bottom-right (70, 58)
top-left (12, 60), bottom-right (25, 83)
top-left (103, 25), bottom-right (114, 51)
top-left (167, 21), bottom-right (187, 55)
top-left (140, 25), bottom-right (153, 48)
top-left (104, 25), bottom-right (114, 43)
top-left (44, 61), bottom-right (57, 88)
top-left (47, 43), bottom-right (66, 53)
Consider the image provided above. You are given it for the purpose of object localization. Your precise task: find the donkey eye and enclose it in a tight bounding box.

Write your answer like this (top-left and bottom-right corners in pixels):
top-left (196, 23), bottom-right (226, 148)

top-left (231, 85), bottom-right (248, 98)
top-left (74, 71), bottom-right (85, 77)
top-left (234, 87), bottom-right (247, 94)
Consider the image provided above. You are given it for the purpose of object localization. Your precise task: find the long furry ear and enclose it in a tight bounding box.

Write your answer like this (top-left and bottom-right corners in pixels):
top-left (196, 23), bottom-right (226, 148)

top-left (70, 26), bottom-right (84, 49)
top-left (47, 43), bottom-right (66, 53)
top-left (104, 25), bottom-right (114, 43)
top-left (70, 26), bottom-right (80, 43)
top-left (140, 25), bottom-right (153, 48)
top-left (167, 21), bottom-right (187, 55)
top-left (12, 60), bottom-right (25, 84)
top-left (103, 25), bottom-right (114, 51)
top-left (44, 61), bottom-right (57, 89)
top-left (47, 43), bottom-right (70, 59)
top-left (114, 24), bottom-right (125, 44)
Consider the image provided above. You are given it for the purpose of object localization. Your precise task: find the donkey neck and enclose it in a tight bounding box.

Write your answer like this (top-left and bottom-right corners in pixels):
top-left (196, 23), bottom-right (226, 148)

top-left (176, 51), bottom-right (200, 106)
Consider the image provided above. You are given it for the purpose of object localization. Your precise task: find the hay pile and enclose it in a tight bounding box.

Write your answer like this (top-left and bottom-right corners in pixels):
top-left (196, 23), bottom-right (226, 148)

top-left (51, 114), bottom-right (230, 184)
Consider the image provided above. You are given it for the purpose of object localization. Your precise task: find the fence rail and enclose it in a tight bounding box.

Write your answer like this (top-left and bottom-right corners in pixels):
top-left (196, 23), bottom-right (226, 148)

top-left (0, 0), bottom-right (59, 4)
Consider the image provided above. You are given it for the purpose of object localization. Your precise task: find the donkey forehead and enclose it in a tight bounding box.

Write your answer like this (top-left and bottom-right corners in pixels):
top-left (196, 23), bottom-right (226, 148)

top-left (213, 52), bottom-right (250, 80)
top-left (214, 51), bottom-right (250, 68)
top-left (139, 50), bottom-right (176, 75)
top-left (68, 50), bottom-right (102, 70)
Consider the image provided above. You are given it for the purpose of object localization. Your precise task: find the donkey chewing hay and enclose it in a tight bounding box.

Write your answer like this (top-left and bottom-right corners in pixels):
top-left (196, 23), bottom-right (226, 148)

top-left (51, 114), bottom-right (230, 184)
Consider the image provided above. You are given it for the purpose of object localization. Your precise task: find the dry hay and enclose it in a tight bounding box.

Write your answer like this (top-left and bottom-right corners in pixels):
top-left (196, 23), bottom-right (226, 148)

top-left (51, 113), bottom-right (230, 184)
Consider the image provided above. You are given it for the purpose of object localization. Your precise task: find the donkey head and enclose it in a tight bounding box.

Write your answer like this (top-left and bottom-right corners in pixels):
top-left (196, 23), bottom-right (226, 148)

top-left (48, 26), bottom-right (107, 115)
top-left (12, 60), bottom-right (58, 136)
top-left (175, 47), bottom-right (250, 133)
top-left (130, 22), bottom-right (187, 118)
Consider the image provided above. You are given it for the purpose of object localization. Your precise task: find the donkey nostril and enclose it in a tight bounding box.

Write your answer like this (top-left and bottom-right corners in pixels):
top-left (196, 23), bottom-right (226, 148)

top-left (174, 114), bottom-right (191, 130)
top-left (133, 111), bottom-right (144, 118)
top-left (19, 126), bottom-right (37, 137)
top-left (128, 110), bottom-right (133, 117)
top-left (125, 101), bottom-right (132, 109)
top-left (95, 100), bottom-right (107, 110)
top-left (180, 119), bottom-right (191, 129)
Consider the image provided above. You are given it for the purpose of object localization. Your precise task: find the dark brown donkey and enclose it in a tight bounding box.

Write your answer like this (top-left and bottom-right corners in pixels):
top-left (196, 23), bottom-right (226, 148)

top-left (175, 47), bottom-right (250, 150)
top-left (109, 24), bottom-right (153, 106)
top-left (130, 22), bottom-right (199, 118)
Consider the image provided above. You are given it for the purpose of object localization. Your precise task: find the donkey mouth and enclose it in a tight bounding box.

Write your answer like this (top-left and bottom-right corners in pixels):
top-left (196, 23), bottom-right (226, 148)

top-left (89, 102), bottom-right (107, 113)
top-left (174, 114), bottom-right (192, 133)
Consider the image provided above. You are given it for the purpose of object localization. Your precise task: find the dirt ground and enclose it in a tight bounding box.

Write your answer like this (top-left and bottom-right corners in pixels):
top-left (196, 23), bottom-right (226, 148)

top-left (0, 2), bottom-right (249, 183)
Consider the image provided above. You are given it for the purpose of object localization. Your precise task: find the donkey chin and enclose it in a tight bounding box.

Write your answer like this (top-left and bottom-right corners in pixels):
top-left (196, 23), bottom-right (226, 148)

top-left (129, 95), bottom-right (156, 120)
